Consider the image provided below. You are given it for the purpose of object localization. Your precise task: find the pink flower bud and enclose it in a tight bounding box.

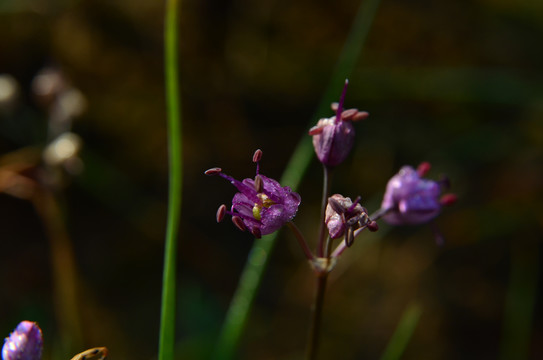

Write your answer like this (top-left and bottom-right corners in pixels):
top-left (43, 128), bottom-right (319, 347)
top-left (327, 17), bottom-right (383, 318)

top-left (309, 80), bottom-right (368, 167)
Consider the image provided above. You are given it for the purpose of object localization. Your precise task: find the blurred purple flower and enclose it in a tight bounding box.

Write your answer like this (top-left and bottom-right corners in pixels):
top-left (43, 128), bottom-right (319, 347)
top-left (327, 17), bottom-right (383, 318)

top-left (205, 150), bottom-right (301, 238)
top-left (381, 163), bottom-right (456, 225)
top-left (2, 321), bottom-right (43, 360)
top-left (309, 80), bottom-right (368, 167)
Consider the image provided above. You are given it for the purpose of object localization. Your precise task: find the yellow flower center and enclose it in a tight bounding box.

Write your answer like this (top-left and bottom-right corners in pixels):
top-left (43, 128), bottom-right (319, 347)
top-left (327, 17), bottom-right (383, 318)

top-left (252, 193), bottom-right (275, 221)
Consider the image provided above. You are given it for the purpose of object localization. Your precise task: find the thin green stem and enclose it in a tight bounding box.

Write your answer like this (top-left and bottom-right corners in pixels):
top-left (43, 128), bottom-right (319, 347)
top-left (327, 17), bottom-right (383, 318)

top-left (213, 235), bottom-right (275, 360)
top-left (307, 164), bottom-right (333, 360)
top-left (159, 1), bottom-right (182, 360)
top-left (287, 222), bottom-right (315, 262)
top-left (306, 274), bottom-right (328, 360)
top-left (500, 239), bottom-right (539, 360)
top-left (317, 165), bottom-right (331, 257)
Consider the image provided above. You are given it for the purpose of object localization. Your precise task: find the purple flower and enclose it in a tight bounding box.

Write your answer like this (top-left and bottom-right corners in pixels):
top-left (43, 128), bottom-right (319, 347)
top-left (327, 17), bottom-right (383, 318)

top-left (205, 149), bottom-right (301, 238)
top-left (381, 163), bottom-right (456, 225)
top-left (325, 194), bottom-right (371, 240)
top-left (309, 80), bottom-right (368, 167)
top-left (2, 321), bottom-right (43, 360)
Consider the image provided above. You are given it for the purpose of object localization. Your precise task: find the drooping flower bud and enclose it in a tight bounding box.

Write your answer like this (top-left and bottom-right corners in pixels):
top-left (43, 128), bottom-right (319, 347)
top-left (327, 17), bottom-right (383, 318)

top-left (381, 164), bottom-right (454, 225)
top-left (205, 149), bottom-right (301, 238)
top-left (325, 194), bottom-right (370, 240)
top-left (309, 80), bottom-right (369, 167)
top-left (2, 321), bottom-right (43, 360)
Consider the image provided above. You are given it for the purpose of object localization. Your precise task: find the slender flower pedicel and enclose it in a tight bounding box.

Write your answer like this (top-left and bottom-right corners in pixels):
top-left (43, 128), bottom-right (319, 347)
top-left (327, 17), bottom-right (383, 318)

top-left (2, 321), bottom-right (43, 360)
top-left (309, 80), bottom-right (369, 167)
top-left (205, 149), bottom-right (301, 238)
top-left (380, 162), bottom-right (456, 225)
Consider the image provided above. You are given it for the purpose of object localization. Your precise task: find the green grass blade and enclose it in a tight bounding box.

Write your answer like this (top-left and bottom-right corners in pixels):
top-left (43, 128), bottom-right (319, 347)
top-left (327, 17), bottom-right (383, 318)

top-left (500, 240), bottom-right (539, 360)
top-left (213, 0), bottom-right (382, 358)
top-left (159, 0), bottom-right (182, 360)
top-left (380, 302), bottom-right (422, 360)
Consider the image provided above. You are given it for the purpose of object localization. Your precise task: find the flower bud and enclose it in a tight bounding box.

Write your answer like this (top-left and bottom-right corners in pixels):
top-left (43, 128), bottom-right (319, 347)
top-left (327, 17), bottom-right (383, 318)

top-left (325, 194), bottom-right (369, 239)
top-left (2, 321), bottom-right (43, 360)
top-left (310, 117), bottom-right (355, 167)
top-left (309, 80), bottom-right (368, 167)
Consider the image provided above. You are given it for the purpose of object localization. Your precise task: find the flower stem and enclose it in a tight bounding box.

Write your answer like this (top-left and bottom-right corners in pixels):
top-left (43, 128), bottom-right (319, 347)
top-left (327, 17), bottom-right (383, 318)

top-left (317, 165), bottom-right (331, 257)
top-left (307, 163), bottom-right (334, 360)
top-left (306, 274), bottom-right (329, 360)
top-left (369, 207), bottom-right (391, 221)
top-left (331, 208), bottom-right (390, 258)
top-left (33, 189), bottom-right (83, 357)
top-left (159, 0), bottom-right (182, 359)
top-left (287, 222), bottom-right (315, 261)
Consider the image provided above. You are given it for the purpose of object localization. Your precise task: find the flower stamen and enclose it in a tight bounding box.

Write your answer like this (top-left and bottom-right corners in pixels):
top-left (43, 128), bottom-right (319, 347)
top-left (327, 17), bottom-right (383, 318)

top-left (204, 167), bottom-right (222, 176)
top-left (216, 204), bottom-right (227, 223)
top-left (232, 216), bottom-right (247, 232)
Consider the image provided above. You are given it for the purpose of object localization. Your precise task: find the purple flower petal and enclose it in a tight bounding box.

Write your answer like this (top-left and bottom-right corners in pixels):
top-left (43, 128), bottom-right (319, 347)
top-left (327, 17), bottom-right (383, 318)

top-left (381, 165), bottom-right (443, 225)
top-left (2, 321), bottom-right (43, 360)
top-left (311, 118), bottom-right (355, 167)
top-left (309, 82), bottom-right (368, 167)
top-left (210, 152), bottom-right (301, 237)
top-left (325, 194), bottom-right (368, 239)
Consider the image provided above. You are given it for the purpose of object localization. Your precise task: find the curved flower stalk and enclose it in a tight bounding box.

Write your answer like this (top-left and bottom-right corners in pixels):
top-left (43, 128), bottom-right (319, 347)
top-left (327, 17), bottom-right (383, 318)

top-left (2, 321), bottom-right (43, 360)
top-left (380, 162), bottom-right (457, 226)
top-left (205, 149), bottom-right (301, 238)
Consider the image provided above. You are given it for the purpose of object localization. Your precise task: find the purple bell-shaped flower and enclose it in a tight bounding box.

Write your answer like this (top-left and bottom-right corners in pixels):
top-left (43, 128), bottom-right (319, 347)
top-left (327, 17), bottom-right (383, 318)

top-left (205, 149), bottom-right (301, 238)
top-left (309, 80), bottom-right (368, 167)
top-left (381, 162), bottom-right (456, 226)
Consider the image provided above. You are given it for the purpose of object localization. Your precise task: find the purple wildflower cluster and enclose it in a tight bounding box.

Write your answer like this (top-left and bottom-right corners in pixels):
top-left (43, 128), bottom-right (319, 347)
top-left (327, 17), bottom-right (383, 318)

top-left (205, 79), bottom-right (457, 359)
top-left (206, 80), bottom-right (455, 251)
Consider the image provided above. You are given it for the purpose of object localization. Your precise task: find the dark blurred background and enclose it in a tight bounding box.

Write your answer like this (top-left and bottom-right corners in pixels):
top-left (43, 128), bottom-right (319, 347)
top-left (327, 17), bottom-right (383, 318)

top-left (0, 0), bottom-right (541, 359)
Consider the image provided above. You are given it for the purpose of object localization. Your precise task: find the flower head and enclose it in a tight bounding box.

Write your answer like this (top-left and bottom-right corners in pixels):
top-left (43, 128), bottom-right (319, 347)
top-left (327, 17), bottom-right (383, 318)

top-left (309, 80), bottom-right (368, 167)
top-left (325, 194), bottom-right (377, 246)
top-left (2, 321), bottom-right (43, 360)
top-left (381, 162), bottom-right (456, 225)
top-left (205, 149), bottom-right (301, 238)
